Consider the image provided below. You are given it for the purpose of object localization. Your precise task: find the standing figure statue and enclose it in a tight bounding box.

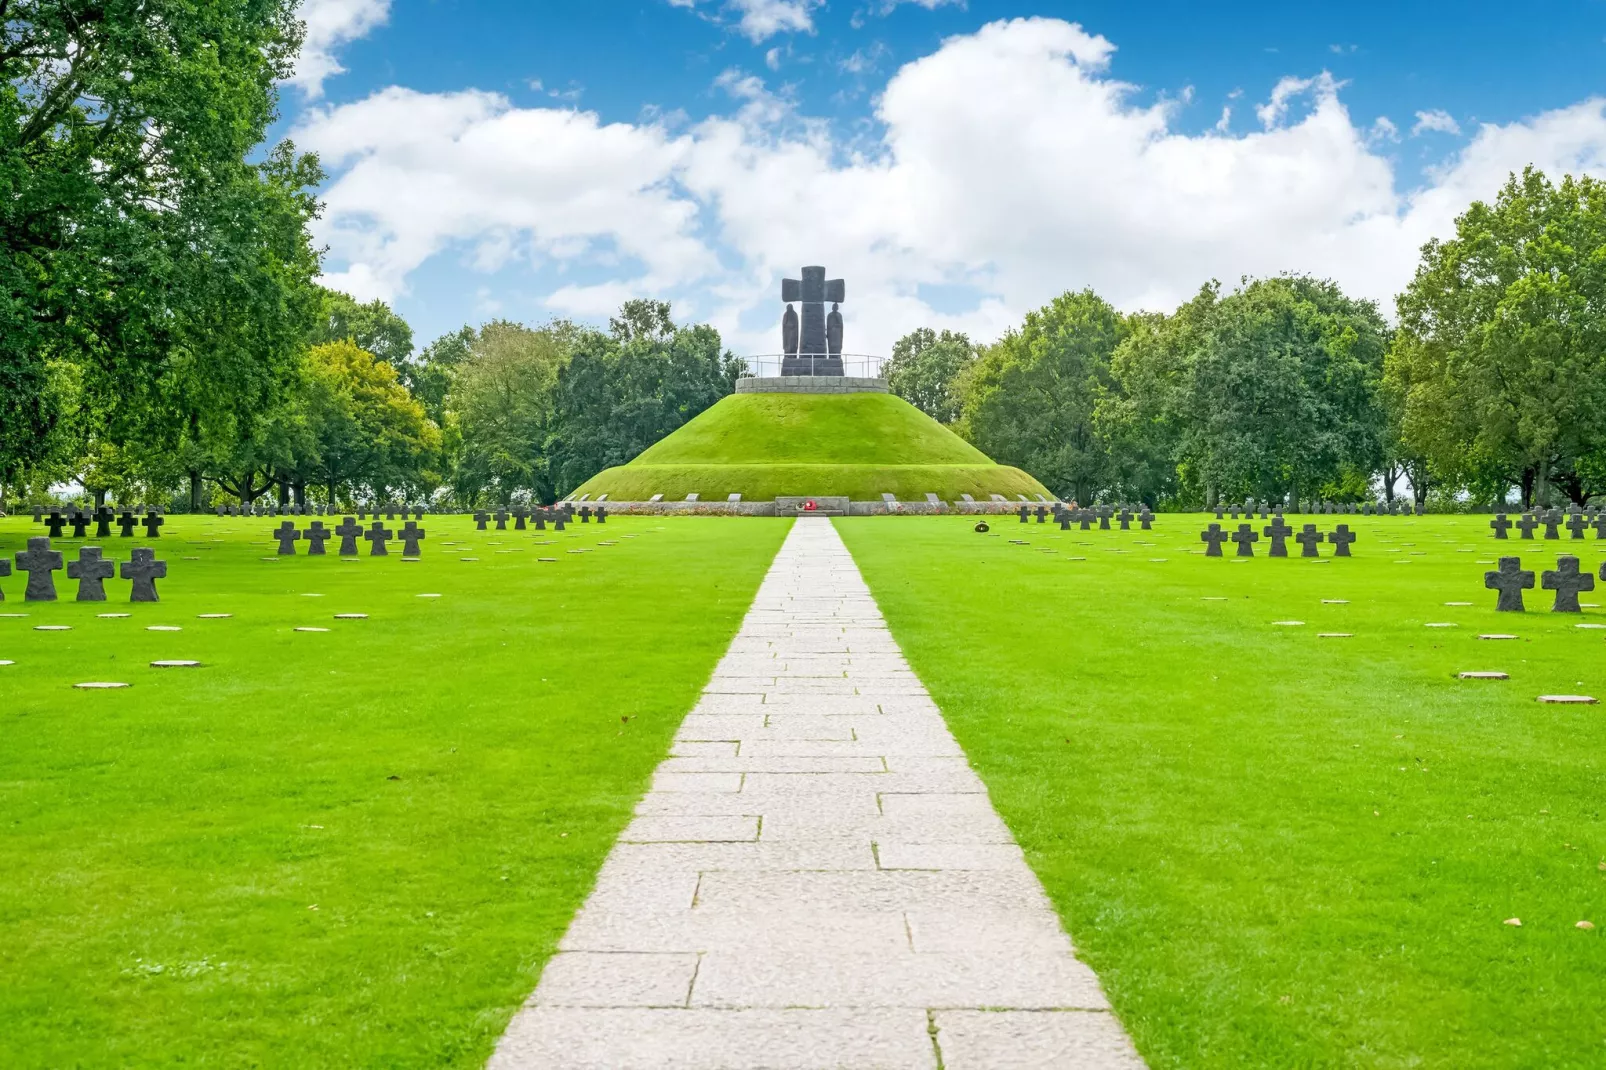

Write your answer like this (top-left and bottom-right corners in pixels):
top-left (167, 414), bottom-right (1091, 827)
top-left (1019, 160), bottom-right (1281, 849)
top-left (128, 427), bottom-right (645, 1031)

top-left (826, 302), bottom-right (843, 359)
top-left (782, 303), bottom-right (799, 360)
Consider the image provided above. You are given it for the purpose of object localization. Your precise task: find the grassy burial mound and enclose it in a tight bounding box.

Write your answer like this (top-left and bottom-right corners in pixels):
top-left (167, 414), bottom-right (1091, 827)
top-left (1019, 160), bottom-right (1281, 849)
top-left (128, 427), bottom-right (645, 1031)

top-left (572, 390), bottom-right (1051, 502)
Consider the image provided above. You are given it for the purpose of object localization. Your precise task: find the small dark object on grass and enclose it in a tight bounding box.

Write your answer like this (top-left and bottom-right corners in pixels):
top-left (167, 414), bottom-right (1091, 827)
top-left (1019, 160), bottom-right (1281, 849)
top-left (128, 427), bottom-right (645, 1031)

top-left (974, 521), bottom-right (990, 533)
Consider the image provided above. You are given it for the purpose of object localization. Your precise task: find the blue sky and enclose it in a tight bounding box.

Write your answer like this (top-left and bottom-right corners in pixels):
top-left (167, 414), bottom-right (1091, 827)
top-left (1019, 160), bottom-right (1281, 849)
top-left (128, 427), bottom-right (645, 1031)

top-left (281, 0), bottom-right (1606, 354)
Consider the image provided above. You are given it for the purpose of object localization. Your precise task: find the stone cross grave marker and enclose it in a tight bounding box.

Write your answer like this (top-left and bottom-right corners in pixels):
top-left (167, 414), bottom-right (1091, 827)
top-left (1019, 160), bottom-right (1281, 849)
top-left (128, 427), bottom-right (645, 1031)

top-left (141, 511), bottom-right (163, 539)
top-left (16, 537), bottom-right (63, 601)
top-left (1118, 508), bottom-right (1133, 530)
top-left (68, 546), bottom-right (116, 601)
top-left (1213, 507), bottom-right (1224, 520)
top-left (1200, 523), bottom-right (1228, 557)
top-left (1057, 511), bottom-right (1072, 531)
top-left (513, 506), bottom-right (528, 530)
top-left (1018, 505), bottom-right (1029, 523)
top-left (1516, 513), bottom-right (1538, 539)
top-left (494, 509), bottom-right (509, 530)
top-left (1485, 556), bottom-right (1534, 612)
top-left (121, 547), bottom-right (166, 601)
top-left (1098, 507), bottom-right (1112, 530)
top-left (0, 557), bottom-right (9, 598)
top-left (334, 517), bottom-right (363, 556)
top-left (1329, 524), bottom-right (1357, 557)
top-left (273, 521), bottom-right (301, 555)
top-left (304, 521), bottom-right (331, 555)
top-left (1264, 516), bottom-right (1293, 557)
top-left (553, 510), bottom-right (567, 531)
top-left (1295, 524), bottom-right (1324, 558)
top-left (44, 510), bottom-right (67, 538)
top-left (94, 505), bottom-right (114, 538)
top-left (596, 506), bottom-right (607, 524)
top-left (532, 511), bottom-right (546, 531)
top-left (779, 265), bottom-right (846, 374)
top-left (1035, 505), bottom-right (1049, 523)
top-left (1567, 512), bottom-right (1588, 540)
top-left (365, 521), bottom-right (393, 556)
top-left (68, 507), bottom-right (91, 539)
top-left (1140, 509), bottom-right (1153, 530)
top-left (1231, 523), bottom-right (1259, 557)
top-left (399, 521), bottom-right (426, 557)
top-left (1542, 509), bottom-right (1563, 539)
top-left (1594, 513), bottom-right (1606, 540)
top-left (580, 506), bottom-right (593, 523)
top-left (116, 509), bottom-right (137, 536)
top-left (1542, 555), bottom-right (1594, 612)
top-left (1490, 514), bottom-right (1511, 539)
top-left (474, 511), bottom-right (488, 530)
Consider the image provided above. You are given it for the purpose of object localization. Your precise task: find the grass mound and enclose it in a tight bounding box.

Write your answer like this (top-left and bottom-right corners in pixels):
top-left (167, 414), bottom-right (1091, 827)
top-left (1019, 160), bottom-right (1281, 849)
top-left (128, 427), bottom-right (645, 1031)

top-left (573, 392), bottom-right (1051, 502)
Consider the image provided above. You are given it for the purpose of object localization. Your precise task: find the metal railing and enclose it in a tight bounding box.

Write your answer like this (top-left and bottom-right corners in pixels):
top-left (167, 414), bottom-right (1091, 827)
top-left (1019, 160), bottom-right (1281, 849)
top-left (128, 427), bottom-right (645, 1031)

top-left (737, 354), bottom-right (887, 379)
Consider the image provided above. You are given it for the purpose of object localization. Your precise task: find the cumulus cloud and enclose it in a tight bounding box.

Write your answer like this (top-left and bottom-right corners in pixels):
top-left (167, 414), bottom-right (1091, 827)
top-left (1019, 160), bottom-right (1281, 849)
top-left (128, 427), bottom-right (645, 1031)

top-left (1412, 108), bottom-right (1462, 136)
top-left (298, 16), bottom-right (1606, 355)
top-left (289, 0), bottom-right (390, 97)
top-left (671, 0), bottom-right (819, 41)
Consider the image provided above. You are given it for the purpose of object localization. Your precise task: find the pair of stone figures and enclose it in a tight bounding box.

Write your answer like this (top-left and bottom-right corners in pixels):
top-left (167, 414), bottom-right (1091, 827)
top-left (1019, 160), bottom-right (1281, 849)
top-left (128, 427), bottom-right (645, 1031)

top-left (779, 266), bottom-right (845, 374)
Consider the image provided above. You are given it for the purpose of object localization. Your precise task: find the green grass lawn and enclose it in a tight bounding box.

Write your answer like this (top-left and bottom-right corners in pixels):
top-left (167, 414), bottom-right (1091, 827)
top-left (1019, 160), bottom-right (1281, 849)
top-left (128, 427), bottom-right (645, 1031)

top-left (574, 391), bottom-right (1050, 502)
top-left (838, 514), bottom-right (1606, 1069)
top-left (0, 513), bottom-right (787, 1068)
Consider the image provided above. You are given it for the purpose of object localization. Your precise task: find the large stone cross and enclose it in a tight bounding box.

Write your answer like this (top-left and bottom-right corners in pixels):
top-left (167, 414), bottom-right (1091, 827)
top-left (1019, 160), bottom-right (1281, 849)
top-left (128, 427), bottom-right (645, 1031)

top-left (365, 521), bottom-right (393, 556)
top-left (399, 521), bottom-right (426, 557)
top-left (141, 511), bottom-right (164, 539)
top-left (1295, 524), bottom-right (1324, 558)
top-left (121, 547), bottom-right (166, 602)
top-left (1566, 512), bottom-right (1588, 540)
top-left (1230, 523), bottom-right (1259, 557)
top-left (1200, 523), bottom-right (1228, 557)
top-left (1485, 556), bottom-right (1534, 612)
top-left (1542, 555), bottom-right (1594, 612)
top-left (305, 521), bottom-right (331, 555)
top-left (780, 265), bottom-right (845, 374)
top-left (274, 520), bottom-right (301, 555)
top-left (68, 546), bottom-right (116, 601)
top-left (16, 537), bottom-right (63, 601)
top-left (1541, 509), bottom-right (1562, 540)
top-left (1329, 524), bottom-right (1357, 557)
top-left (1516, 513), bottom-right (1538, 539)
top-left (1489, 514), bottom-right (1511, 539)
top-left (0, 557), bottom-right (10, 600)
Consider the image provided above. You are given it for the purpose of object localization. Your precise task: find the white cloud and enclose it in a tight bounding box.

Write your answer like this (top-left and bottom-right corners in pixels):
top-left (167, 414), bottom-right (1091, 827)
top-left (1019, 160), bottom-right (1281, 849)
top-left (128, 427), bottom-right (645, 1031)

top-left (1413, 108), bottom-right (1462, 136)
top-left (300, 17), bottom-right (1606, 356)
top-left (1369, 116), bottom-right (1400, 143)
top-left (672, 0), bottom-right (819, 41)
top-left (289, 0), bottom-right (390, 98)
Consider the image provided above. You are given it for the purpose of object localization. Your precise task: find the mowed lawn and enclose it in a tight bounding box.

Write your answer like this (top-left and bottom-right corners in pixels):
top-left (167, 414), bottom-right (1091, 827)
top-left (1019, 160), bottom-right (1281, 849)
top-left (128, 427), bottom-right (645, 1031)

top-left (839, 514), bottom-right (1606, 1069)
top-left (0, 514), bottom-right (787, 1068)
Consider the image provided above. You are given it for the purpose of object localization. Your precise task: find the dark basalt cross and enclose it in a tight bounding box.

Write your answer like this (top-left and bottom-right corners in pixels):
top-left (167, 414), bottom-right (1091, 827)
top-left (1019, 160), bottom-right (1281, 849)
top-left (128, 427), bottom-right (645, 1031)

top-left (1098, 507), bottom-right (1112, 531)
top-left (121, 547), bottom-right (166, 602)
top-left (94, 505), bottom-right (114, 538)
top-left (1295, 525), bottom-right (1324, 558)
top-left (1140, 510), bottom-right (1153, 530)
top-left (1594, 514), bottom-right (1606, 540)
top-left (494, 509), bottom-right (509, 530)
top-left (0, 558), bottom-right (10, 600)
top-left (1329, 524), bottom-right (1357, 557)
top-left (117, 509), bottom-right (137, 537)
top-left (1035, 506), bottom-right (1048, 524)
top-left (513, 507), bottom-right (529, 530)
top-left (1485, 556), bottom-right (1535, 612)
top-left (596, 506), bottom-right (607, 524)
top-left (334, 517), bottom-right (363, 556)
top-left (1542, 555), bottom-right (1594, 612)
top-left (1077, 509), bottom-right (1092, 531)
top-left (1264, 517), bottom-right (1293, 557)
top-left (68, 507), bottom-right (91, 539)
top-left (16, 537), bottom-right (63, 601)
top-left (304, 521), bottom-right (331, 555)
top-left (1118, 508), bottom-right (1133, 531)
top-left (274, 521), bottom-right (301, 555)
top-left (1541, 509), bottom-right (1562, 539)
top-left (1057, 511), bottom-right (1072, 531)
top-left (1200, 523), bottom-right (1228, 557)
top-left (1489, 514), bottom-right (1511, 539)
top-left (399, 521), bottom-right (426, 557)
top-left (1566, 512), bottom-right (1588, 540)
top-left (68, 546), bottom-right (116, 601)
top-left (141, 511), bottom-right (163, 539)
top-left (365, 521), bottom-right (393, 556)
top-left (780, 266), bottom-right (846, 375)
top-left (1017, 505), bottom-right (1030, 523)
top-left (44, 511), bottom-right (67, 538)
top-left (474, 511), bottom-right (489, 530)
top-left (1231, 523), bottom-right (1259, 557)
top-left (1516, 513), bottom-right (1538, 539)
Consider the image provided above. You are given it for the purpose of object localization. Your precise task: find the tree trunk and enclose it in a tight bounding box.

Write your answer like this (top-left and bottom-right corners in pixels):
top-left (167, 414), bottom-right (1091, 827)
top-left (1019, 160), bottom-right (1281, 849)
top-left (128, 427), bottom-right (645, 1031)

top-left (189, 469), bottom-right (203, 512)
top-left (1519, 466), bottom-right (1536, 510)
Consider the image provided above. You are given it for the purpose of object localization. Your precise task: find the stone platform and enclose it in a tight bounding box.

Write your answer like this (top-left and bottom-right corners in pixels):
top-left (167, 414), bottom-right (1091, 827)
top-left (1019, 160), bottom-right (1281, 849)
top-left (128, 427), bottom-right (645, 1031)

top-left (735, 376), bottom-right (889, 395)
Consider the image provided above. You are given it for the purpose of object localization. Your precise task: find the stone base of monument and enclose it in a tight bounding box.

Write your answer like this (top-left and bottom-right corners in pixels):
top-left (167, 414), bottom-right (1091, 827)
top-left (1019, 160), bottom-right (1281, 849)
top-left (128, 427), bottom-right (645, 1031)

top-left (568, 497), bottom-right (1045, 517)
top-left (734, 376), bottom-right (889, 395)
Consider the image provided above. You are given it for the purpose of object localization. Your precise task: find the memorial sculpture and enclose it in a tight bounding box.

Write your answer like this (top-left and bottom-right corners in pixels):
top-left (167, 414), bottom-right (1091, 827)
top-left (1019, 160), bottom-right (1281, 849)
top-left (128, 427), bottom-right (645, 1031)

top-left (779, 265), bottom-right (846, 375)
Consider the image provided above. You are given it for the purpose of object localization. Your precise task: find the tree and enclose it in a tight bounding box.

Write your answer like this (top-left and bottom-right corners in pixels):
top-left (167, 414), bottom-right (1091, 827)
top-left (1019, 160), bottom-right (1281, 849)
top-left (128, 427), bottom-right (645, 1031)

top-left (449, 320), bottom-right (577, 504)
top-left (546, 311), bottom-right (744, 497)
top-left (300, 341), bottom-right (439, 504)
top-left (2, 0), bottom-right (319, 493)
top-left (884, 328), bottom-right (976, 424)
top-left (953, 290), bottom-right (1128, 503)
top-left (312, 289), bottom-right (414, 365)
top-left (1177, 276), bottom-right (1388, 507)
top-left (409, 326), bottom-right (474, 427)
top-left (1387, 168), bottom-right (1606, 507)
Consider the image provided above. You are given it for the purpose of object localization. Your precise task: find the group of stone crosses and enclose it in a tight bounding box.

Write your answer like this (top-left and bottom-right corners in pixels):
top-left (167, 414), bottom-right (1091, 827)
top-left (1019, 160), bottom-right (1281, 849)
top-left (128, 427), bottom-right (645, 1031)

top-left (218, 500), bottom-right (426, 520)
top-left (1260, 498), bottom-right (1425, 516)
top-left (31, 504), bottom-right (165, 539)
top-left (2, 539), bottom-right (166, 602)
top-left (1199, 515), bottom-right (1356, 558)
top-left (1488, 506), bottom-right (1606, 541)
top-left (1020, 502), bottom-right (1156, 531)
top-left (272, 517), bottom-right (427, 557)
top-left (472, 503), bottom-right (591, 531)
top-left (1485, 555), bottom-right (1604, 613)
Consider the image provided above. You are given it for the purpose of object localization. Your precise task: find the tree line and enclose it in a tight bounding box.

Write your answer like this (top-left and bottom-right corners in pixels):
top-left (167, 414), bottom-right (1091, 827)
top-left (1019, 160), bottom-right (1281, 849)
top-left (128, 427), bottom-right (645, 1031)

top-left (886, 169), bottom-right (1606, 511)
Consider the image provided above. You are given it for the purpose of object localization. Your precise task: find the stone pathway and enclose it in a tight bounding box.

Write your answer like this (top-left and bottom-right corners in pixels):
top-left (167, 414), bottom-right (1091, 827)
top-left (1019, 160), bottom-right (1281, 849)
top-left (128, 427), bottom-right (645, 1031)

top-left (491, 518), bottom-right (1143, 1069)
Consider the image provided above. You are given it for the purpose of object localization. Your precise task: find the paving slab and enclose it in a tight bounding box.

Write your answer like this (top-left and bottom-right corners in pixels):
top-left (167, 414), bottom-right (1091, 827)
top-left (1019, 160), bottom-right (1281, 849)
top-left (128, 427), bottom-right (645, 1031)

top-left (491, 518), bottom-right (1142, 1068)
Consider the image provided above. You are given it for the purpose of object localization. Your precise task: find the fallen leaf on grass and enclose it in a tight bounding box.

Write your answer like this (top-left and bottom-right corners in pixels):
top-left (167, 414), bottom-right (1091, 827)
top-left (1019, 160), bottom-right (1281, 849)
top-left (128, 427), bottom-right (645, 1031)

top-left (1504, 918), bottom-right (1522, 927)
